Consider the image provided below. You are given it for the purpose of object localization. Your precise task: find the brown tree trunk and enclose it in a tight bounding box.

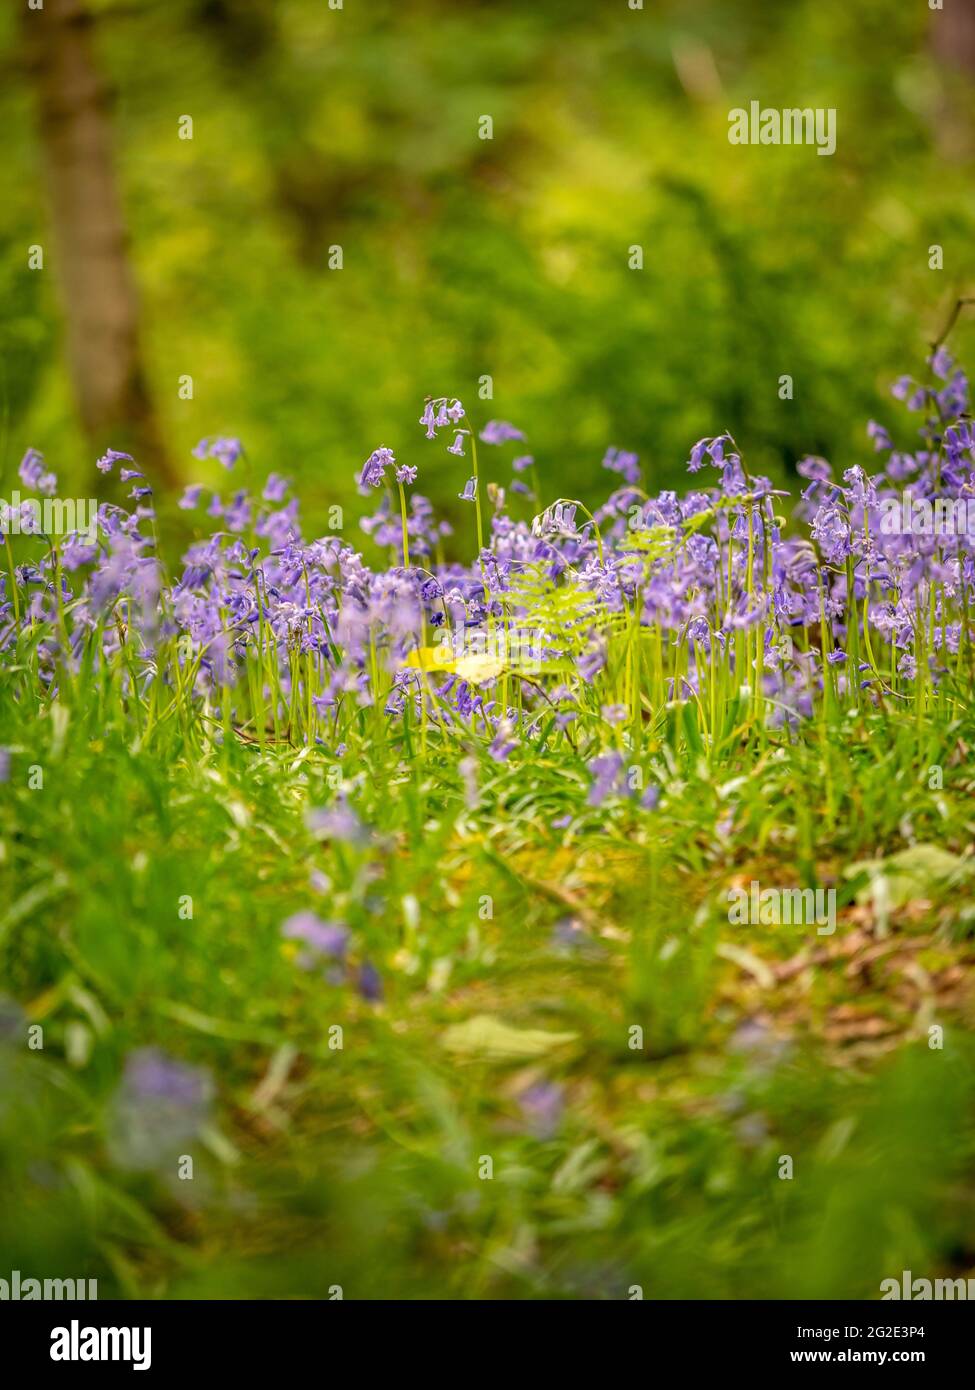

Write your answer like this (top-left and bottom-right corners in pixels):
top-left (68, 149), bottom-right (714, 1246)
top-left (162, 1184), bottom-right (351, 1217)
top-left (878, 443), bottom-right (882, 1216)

top-left (931, 0), bottom-right (975, 73)
top-left (21, 0), bottom-right (175, 486)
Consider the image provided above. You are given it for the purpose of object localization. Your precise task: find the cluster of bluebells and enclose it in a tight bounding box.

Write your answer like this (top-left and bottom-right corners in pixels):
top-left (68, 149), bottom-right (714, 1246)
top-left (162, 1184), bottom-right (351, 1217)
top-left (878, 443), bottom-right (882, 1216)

top-left (19, 448), bottom-right (57, 496)
top-left (281, 908), bottom-right (382, 1002)
top-left (3, 351), bottom-right (975, 809)
top-left (108, 1048), bottom-right (213, 1171)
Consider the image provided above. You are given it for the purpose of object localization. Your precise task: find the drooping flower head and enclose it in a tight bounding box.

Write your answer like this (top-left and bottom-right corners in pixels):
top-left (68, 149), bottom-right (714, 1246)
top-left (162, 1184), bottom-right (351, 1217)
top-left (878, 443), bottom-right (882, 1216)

top-left (358, 446), bottom-right (396, 492)
top-left (480, 420), bottom-right (526, 445)
top-left (193, 436), bottom-right (244, 469)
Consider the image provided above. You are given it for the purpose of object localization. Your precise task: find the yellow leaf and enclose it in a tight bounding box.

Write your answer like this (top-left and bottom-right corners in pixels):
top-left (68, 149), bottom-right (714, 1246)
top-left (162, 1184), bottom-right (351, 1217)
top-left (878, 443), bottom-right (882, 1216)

top-left (453, 653), bottom-right (507, 685)
top-left (403, 646), bottom-right (456, 674)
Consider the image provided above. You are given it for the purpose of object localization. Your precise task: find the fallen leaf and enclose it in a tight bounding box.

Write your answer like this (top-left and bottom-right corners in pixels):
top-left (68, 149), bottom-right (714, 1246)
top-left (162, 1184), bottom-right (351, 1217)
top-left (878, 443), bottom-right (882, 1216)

top-left (441, 1014), bottom-right (578, 1060)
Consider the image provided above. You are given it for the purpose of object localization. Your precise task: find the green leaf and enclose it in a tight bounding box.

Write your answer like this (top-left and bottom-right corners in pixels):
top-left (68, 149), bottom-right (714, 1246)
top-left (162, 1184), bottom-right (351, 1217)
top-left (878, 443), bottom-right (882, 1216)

top-left (846, 843), bottom-right (971, 910)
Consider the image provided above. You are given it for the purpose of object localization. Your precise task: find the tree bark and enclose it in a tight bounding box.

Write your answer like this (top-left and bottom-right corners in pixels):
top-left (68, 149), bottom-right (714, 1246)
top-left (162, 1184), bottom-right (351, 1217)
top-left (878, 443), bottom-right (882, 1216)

top-left (22, 0), bottom-right (175, 485)
top-left (931, 0), bottom-right (975, 73)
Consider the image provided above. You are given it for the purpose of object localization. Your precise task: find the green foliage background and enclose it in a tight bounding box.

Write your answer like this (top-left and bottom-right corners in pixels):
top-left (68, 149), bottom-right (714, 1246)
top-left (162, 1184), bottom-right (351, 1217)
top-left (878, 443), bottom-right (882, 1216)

top-left (2, 0), bottom-right (974, 537)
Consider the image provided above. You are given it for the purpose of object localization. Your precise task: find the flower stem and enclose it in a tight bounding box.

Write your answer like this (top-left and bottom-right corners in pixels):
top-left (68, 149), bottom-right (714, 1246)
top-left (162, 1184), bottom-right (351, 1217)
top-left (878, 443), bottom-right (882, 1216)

top-left (397, 481), bottom-right (411, 569)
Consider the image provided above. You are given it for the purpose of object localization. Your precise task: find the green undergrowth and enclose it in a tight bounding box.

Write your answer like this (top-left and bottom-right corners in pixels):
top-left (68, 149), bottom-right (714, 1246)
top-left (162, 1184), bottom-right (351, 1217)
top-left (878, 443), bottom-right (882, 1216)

top-left (1, 693), bottom-right (974, 1299)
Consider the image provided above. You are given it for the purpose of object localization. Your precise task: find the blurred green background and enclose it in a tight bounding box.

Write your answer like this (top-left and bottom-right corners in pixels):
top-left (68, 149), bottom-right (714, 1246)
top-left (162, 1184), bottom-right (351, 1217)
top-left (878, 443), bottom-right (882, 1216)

top-left (2, 0), bottom-right (974, 544)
